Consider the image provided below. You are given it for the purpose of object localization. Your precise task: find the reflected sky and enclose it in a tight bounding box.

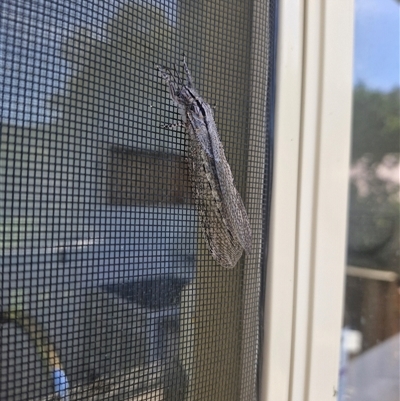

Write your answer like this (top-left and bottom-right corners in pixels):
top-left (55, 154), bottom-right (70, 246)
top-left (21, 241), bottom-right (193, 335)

top-left (0, 0), bottom-right (118, 124)
top-left (354, 0), bottom-right (400, 91)
top-left (0, 0), bottom-right (175, 125)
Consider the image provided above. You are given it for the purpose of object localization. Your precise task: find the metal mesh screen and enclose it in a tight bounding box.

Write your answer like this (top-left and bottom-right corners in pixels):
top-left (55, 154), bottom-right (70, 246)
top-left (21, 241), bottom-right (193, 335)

top-left (0, 1), bottom-right (276, 400)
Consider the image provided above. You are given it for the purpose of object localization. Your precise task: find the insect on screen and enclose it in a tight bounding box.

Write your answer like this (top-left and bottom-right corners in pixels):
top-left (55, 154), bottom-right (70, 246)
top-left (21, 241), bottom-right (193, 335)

top-left (0, 1), bottom-right (276, 400)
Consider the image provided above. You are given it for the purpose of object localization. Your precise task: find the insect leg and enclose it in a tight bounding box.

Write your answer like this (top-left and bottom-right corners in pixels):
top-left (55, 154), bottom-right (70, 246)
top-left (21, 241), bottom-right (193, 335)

top-left (160, 121), bottom-right (185, 129)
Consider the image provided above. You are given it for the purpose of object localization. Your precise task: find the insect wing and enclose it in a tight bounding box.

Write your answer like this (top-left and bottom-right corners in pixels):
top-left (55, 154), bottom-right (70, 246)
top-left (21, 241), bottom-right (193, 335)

top-left (158, 60), bottom-right (252, 268)
top-left (185, 105), bottom-right (214, 158)
top-left (186, 94), bottom-right (252, 255)
top-left (190, 142), bottom-right (244, 268)
top-left (214, 151), bottom-right (252, 253)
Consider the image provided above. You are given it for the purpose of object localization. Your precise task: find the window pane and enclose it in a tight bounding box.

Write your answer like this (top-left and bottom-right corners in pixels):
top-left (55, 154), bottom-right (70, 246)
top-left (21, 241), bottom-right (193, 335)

top-left (339, 1), bottom-right (400, 400)
top-left (0, 1), bottom-right (275, 400)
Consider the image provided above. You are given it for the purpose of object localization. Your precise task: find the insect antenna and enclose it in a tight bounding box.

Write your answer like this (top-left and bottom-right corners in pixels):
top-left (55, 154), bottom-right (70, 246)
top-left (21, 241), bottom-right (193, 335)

top-left (170, 62), bottom-right (187, 97)
top-left (172, 63), bottom-right (184, 87)
top-left (182, 55), bottom-right (193, 88)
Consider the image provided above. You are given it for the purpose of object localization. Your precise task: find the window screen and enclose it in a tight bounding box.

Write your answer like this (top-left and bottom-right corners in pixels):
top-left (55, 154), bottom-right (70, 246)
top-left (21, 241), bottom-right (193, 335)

top-left (0, 1), bottom-right (276, 400)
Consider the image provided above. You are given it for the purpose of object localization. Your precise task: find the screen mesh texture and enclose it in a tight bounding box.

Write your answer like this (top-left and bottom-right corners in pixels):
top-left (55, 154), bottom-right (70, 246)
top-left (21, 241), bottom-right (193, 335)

top-left (0, 1), bottom-right (276, 400)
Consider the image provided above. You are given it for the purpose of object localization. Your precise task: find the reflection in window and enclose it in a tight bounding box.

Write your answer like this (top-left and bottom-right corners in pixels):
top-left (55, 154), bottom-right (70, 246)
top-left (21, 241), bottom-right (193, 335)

top-left (1, 0), bottom-right (271, 399)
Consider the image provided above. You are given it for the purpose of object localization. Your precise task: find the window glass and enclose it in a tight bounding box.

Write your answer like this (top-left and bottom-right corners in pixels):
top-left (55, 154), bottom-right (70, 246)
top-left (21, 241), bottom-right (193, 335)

top-left (339, 1), bottom-right (400, 400)
top-left (0, 1), bottom-right (274, 400)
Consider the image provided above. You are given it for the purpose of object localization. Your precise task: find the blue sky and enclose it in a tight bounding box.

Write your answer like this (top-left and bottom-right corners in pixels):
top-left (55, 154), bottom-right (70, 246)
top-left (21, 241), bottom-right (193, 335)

top-left (354, 0), bottom-right (400, 91)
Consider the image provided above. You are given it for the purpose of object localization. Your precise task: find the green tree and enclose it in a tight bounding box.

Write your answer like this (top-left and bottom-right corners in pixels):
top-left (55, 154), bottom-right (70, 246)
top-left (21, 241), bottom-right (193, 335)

top-left (348, 85), bottom-right (400, 272)
top-left (351, 84), bottom-right (399, 164)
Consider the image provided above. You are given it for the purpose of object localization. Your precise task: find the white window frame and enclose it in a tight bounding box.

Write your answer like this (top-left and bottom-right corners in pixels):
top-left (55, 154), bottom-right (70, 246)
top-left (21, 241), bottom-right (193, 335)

top-left (260, 1), bottom-right (355, 400)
